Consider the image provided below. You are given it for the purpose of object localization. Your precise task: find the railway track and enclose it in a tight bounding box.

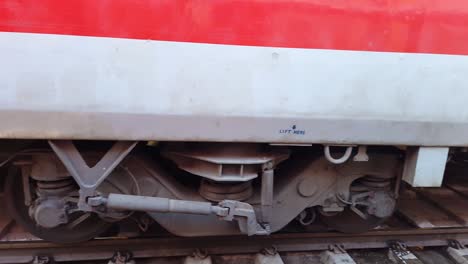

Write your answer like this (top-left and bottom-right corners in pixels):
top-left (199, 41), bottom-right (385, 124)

top-left (3, 181), bottom-right (468, 263)
top-left (1, 227), bottom-right (468, 263)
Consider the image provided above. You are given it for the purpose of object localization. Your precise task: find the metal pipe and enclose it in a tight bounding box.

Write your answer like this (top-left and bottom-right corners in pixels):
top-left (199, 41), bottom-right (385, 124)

top-left (106, 193), bottom-right (226, 215)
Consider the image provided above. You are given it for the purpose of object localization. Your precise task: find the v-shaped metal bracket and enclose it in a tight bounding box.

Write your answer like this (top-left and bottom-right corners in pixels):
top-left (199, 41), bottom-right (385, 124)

top-left (49, 140), bottom-right (137, 210)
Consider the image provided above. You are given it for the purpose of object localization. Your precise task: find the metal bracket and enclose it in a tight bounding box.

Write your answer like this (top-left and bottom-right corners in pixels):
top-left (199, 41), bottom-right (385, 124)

top-left (387, 241), bottom-right (422, 264)
top-left (448, 239), bottom-right (466, 250)
top-left (32, 256), bottom-right (51, 264)
top-left (255, 247), bottom-right (284, 264)
top-left (320, 245), bottom-right (356, 264)
top-left (49, 140), bottom-right (137, 211)
top-left (447, 240), bottom-right (468, 264)
top-left (328, 244), bottom-right (347, 254)
top-left (353, 146), bottom-right (369, 162)
top-left (184, 249), bottom-right (212, 264)
top-left (108, 251), bottom-right (135, 264)
top-left (218, 200), bottom-right (270, 236)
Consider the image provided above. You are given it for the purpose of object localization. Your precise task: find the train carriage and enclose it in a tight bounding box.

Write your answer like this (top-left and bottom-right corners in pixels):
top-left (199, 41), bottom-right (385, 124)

top-left (0, 0), bottom-right (468, 243)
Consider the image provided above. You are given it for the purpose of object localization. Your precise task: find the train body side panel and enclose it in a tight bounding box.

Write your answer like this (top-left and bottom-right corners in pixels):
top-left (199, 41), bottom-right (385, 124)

top-left (1, 32), bottom-right (468, 145)
top-left (1, 0), bottom-right (468, 145)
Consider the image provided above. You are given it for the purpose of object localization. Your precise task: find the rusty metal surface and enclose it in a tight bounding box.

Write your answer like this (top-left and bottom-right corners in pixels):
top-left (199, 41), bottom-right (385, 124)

top-left (1, 228), bottom-right (468, 263)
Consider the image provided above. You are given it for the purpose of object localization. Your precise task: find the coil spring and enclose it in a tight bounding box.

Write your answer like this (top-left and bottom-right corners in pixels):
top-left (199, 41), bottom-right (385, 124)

top-left (199, 179), bottom-right (253, 202)
top-left (35, 178), bottom-right (76, 196)
top-left (351, 175), bottom-right (392, 192)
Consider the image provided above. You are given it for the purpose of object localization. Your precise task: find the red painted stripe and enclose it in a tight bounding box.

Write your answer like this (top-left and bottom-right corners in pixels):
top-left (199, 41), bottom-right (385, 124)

top-left (1, 0), bottom-right (468, 55)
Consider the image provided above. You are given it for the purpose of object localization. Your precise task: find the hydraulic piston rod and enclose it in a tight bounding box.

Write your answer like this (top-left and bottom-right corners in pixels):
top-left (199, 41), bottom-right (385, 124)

top-left (103, 193), bottom-right (228, 216)
top-left (88, 193), bottom-right (269, 235)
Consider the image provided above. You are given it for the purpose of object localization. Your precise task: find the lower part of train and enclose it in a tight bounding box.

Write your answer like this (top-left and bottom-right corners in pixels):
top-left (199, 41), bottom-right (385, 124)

top-left (0, 140), bottom-right (462, 243)
top-left (2, 0), bottom-right (468, 244)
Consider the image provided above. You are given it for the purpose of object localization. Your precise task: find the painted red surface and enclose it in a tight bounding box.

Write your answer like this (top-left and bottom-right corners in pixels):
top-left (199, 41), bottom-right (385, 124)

top-left (1, 0), bottom-right (468, 55)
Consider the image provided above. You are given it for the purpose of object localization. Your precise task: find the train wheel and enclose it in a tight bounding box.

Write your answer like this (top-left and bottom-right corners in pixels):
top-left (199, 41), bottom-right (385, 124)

top-left (4, 167), bottom-right (111, 243)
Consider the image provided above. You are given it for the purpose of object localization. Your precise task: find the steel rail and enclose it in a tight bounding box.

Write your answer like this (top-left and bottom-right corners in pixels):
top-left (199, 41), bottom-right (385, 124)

top-left (1, 228), bottom-right (468, 263)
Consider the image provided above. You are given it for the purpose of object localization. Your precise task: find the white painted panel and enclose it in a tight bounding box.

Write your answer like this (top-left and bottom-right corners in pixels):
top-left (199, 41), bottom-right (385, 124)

top-left (0, 32), bottom-right (468, 143)
top-left (1, 32), bottom-right (468, 120)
